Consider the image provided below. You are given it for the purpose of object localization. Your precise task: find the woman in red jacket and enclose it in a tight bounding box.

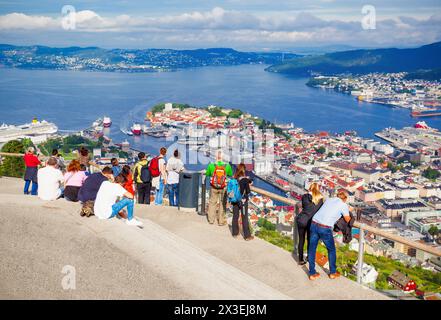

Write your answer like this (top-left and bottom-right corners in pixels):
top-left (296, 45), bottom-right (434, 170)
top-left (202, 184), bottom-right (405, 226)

top-left (23, 147), bottom-right (41, 195)
top-left (119, 165), bottom-right (135, 196)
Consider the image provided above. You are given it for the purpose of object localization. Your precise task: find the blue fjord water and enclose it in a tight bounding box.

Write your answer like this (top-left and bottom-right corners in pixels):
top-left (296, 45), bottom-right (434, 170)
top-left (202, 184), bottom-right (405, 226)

top-left (1, 64), bottom-right (440, 157)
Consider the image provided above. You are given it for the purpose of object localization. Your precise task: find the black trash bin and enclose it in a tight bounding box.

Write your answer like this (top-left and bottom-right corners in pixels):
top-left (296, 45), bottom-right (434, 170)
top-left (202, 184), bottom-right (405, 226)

top-left (178, 171), bottom-right (201, 212)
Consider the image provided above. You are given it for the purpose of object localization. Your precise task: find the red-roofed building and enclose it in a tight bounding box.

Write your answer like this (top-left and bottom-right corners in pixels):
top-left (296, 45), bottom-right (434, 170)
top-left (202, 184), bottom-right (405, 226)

top-left (388, 271), bottom-right (417, 293)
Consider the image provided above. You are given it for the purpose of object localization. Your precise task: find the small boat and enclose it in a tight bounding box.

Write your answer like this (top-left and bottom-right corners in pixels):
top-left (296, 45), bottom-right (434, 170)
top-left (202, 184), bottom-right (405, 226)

top-left (103, 116), bottom-right (112, 128)
top-left (92, 118), bottom-right (103, 127)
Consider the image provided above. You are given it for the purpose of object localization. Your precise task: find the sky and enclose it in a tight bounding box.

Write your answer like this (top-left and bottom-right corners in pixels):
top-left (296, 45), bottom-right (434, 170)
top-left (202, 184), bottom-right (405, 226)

top-left (0, 0), bottom-right (440, 51)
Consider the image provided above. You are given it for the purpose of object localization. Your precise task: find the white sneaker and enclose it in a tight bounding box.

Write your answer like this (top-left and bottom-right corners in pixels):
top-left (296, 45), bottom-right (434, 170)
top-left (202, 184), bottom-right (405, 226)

top-left (126, 218), bottom-right (143, 227)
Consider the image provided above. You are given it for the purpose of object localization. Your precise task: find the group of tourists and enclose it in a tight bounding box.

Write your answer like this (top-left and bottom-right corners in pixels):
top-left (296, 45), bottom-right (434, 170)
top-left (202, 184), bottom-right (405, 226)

top-left (131, 147), bottom-right (184, 206)
top-left (22, 146), bottom-right (186, 227)
top-left (23, 145), bottom-right (352, 280)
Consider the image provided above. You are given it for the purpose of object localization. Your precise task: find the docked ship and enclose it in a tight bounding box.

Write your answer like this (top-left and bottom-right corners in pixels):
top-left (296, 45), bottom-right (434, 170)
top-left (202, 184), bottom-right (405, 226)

top-left (411, 107), bottom-right (441, 118)
top-left (131, 123), bottom-right (142, 136)
top-left (414, 121), bottom-right (430, 129)
top-left (143, 125), bottom-right (169, 138)
top-left (0, 118), bottom-right (58, 143)
top-left (103, 117), bottom-right (112, 128)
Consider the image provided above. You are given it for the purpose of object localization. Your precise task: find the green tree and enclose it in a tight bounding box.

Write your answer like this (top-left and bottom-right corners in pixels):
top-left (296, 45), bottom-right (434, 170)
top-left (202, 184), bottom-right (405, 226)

top-left (423, 167), bottom-right (440, 180)
top-left (327, 152), bottom-right (334, 158)
top-left (410, 160), bottom-right (420, 168)
top-left (315, 146), bottom-right (326, 154)
top-left (63, 135), bottom-right (88, 146)
top-left (228, 109), bottom-right (243, 119)
top-left (21, 138), bottom-right (35, 150)
top-left (0, 140), bottom-right (25, 178)
top-left (207, 106), bottom-right (227, 117)
top-left (428, 225), bottom-right (439, 238)
top-left (62, 144), bottom-right (70, 154)
top-left (257, 218), bottom-right (276, 231)
top-left (387, 162), bottom-right (399, 173)
top-left (118, 151), bottom-right (129, 158)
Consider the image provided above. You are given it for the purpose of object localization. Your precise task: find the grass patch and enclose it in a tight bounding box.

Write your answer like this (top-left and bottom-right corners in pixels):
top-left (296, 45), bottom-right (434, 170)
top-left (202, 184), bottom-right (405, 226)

top-left (255, 218), bottom-right (441, 293)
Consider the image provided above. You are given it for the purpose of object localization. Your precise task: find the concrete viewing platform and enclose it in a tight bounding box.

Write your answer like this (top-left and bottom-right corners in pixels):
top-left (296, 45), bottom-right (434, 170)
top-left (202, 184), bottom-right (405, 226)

top-left (0, 177), bottom-right (388, 300)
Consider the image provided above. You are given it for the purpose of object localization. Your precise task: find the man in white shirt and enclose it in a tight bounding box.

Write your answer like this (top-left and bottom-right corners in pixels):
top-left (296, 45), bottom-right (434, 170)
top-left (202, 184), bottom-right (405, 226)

top-left (94, 175), bottom-right (143, 227)
top-left (166, 149), bottom-right (185, 207)
top-left (37, 157), bottom-right (64, 201)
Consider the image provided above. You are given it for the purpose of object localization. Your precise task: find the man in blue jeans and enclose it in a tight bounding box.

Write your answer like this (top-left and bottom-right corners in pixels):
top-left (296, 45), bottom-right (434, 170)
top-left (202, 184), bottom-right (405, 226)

top-left (308, 190), bottom-right (352, 281)
top-left (166, 149), bottom-right (184, 207)
top-left (94, 175), bottom-right (143, 227)
top-left (153, 147), bottom-right (167, 205)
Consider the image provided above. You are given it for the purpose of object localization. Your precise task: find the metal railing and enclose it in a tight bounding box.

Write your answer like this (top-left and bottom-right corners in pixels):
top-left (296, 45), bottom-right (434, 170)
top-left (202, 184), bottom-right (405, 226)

top-left (0, 152), bottom-right (101, 171)
top-left (0, 152), bottom-right (26, 157)
top-left (249, 185), bottom-right (441, 285)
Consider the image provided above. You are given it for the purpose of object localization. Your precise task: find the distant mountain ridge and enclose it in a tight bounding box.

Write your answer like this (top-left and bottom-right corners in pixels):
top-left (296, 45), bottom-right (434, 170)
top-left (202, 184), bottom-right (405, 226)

top-left (266, 41), bottom-right (441, 76)
top-left (0, 44), bottom-right (299, 72)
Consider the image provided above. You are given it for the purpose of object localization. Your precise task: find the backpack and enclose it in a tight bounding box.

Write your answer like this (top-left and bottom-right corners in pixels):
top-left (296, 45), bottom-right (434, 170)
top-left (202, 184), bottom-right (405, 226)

top-left (227, 179), bottom-right (242, 204)
top-left (149, 156), bottom-right (161, 177)
top-left (140, 163), bottom-right (152, 183)
top-left (210, 164), bottom-right (227, 189)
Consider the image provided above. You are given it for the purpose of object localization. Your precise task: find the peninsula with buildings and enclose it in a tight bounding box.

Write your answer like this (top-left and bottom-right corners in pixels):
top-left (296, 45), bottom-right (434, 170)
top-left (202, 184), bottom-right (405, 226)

top-left (306, 72), bottom-right (441, 117)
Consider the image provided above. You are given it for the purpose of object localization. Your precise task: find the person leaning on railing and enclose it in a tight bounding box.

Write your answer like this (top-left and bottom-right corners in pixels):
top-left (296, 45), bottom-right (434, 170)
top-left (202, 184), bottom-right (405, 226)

top-left (230, 163), bottom-right (254, 241)
top-left (296, 182), bottom-right (324, 266)
top-left (23, 147), bottom-right (41, 196)
top-left (205, 150), bottom-right (233, 226)
top-left (308, 190), bottom-right (352, 281)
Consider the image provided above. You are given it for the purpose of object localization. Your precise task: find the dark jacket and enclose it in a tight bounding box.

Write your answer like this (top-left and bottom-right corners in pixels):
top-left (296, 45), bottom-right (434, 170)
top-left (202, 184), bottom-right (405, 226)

top-left (78, 172), bottom-right (108, 203)
top-left (333, 212), bottom-right (355, 243)
top-left (238, 177), bottom-right (251, 200)
top-left (296, 194), bottom-right (323, 229)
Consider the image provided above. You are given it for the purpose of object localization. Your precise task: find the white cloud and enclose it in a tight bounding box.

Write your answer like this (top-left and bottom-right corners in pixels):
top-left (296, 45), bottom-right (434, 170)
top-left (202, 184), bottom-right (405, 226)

top-left (0, 12), bottom-right (59, 29)
top-left (0, 7), bottom-right (439, 48)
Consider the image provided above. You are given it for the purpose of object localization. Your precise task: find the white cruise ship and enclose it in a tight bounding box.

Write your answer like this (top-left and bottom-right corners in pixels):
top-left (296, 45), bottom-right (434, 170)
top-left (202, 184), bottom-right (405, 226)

top-left (0, 119), bottom-right (58, 143)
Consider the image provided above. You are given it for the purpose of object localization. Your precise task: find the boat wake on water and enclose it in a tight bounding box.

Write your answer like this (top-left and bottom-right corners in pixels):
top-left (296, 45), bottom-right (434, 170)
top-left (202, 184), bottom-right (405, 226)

top-left (119, 102), bottom-right (151, 136)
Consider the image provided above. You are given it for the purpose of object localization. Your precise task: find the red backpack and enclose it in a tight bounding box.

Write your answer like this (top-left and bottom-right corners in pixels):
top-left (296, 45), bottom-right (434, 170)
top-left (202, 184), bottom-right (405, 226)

top-left (149, 156), bottom-right (161, 177)
top-left (210, 164), bottom-right (227, 189)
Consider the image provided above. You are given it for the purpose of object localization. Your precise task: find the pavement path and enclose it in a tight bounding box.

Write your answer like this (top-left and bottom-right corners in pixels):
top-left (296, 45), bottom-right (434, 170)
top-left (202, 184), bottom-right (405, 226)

top-left (0, 177), bottom-right (388, 300)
